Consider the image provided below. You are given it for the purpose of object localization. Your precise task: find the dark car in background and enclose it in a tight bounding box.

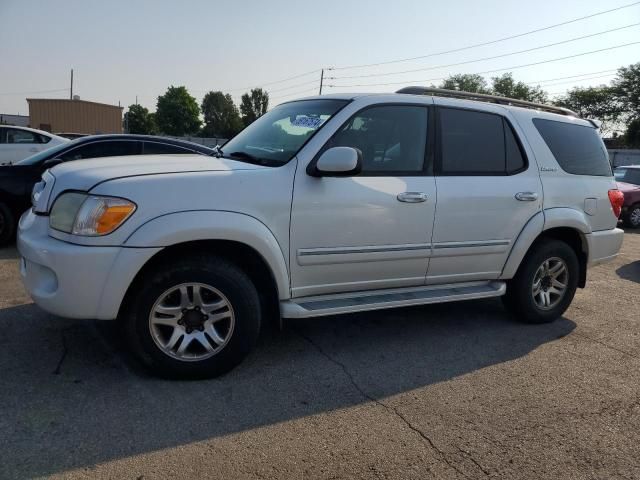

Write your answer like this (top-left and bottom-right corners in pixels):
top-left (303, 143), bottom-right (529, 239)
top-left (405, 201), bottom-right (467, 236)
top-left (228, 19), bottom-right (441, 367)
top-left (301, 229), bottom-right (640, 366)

top-left (0, 134), bottom-right (217, 244)
top-left (614, 165), bottom-right (640, 228)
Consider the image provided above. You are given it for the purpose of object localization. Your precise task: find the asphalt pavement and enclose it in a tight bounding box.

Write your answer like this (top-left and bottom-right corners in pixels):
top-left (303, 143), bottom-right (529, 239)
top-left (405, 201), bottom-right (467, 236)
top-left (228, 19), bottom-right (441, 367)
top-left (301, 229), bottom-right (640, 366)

top-left (1, 232), bottom-right (639, 479)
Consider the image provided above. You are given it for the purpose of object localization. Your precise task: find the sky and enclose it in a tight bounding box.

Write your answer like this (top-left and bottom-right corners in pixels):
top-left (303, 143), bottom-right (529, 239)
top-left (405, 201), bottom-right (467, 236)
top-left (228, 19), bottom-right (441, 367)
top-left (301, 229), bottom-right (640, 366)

top-left (0, 0), bottom-right (639, 115)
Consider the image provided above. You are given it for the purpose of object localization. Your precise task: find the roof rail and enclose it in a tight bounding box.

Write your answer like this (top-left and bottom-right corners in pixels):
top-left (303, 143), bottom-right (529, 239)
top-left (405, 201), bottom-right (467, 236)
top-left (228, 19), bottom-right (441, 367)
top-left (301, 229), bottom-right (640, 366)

top-left (396, 86), bottom-right (579, 117)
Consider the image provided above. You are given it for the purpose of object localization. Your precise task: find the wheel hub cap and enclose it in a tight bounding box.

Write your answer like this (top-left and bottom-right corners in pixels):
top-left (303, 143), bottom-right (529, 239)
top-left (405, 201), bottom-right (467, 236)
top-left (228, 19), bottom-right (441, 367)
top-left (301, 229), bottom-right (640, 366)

top-left (532, 257), bottom-right (568, 310)
top-left (148, 283), bottom-right (235, 362)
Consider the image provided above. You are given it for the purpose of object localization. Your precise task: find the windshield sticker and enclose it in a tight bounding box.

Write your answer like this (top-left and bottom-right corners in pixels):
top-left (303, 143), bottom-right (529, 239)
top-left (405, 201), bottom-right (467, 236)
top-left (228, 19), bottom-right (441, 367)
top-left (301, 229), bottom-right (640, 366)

top-left (291, 116), bottom-right (324, 129)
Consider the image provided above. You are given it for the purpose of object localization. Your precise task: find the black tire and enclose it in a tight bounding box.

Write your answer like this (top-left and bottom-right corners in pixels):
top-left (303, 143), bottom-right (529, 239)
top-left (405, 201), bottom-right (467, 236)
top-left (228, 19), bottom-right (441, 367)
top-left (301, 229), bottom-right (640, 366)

top-left (623, 204), bottom-right (640, 229)
top-left (502, 239), bottom-right (579, 324)
top-left (0, 202), bottom-right (15, 247)
top-left (123, 254), bottom-right (261, 379)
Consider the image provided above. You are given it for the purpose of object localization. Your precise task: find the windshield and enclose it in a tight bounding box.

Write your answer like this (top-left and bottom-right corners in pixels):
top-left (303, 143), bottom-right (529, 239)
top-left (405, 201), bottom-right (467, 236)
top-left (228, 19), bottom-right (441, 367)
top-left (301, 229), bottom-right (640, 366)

top-left (614, 168), bottom-right (627, 180)
top-left (14, 141), bottom-right (73, 166)
top-left (220, 99), bottom-right (348, 166)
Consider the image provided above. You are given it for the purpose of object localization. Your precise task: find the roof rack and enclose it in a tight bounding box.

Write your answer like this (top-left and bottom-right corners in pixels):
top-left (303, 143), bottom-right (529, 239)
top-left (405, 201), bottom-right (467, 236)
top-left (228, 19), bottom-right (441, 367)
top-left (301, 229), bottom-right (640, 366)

top-left (396, 86), bottom-right (579, 117)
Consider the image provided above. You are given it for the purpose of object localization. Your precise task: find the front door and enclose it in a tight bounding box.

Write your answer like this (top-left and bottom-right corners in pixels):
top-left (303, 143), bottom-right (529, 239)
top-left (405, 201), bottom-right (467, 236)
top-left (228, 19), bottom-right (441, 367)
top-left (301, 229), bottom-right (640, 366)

top-left (290, 103), bottom-right (437, 298)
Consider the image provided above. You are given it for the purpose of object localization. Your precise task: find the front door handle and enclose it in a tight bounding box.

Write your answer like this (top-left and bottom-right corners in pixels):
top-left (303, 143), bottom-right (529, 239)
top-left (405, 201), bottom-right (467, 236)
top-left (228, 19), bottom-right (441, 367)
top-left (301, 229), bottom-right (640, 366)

top-left (397, 192), bottom-right (428, 203)
top-left (515, 192), bottom-right (539, 202)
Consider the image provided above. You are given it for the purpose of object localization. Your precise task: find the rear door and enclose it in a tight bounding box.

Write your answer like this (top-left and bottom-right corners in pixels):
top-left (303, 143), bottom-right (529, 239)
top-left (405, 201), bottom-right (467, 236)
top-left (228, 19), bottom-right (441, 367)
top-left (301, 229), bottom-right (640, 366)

top-left (427, 102), bottom-right (542, 284)
top-left (1, 128), bottom-right (47, 163)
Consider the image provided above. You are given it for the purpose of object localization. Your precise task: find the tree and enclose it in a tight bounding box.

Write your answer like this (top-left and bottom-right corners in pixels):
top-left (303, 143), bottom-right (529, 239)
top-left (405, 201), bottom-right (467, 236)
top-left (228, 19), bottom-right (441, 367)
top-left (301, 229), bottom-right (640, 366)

top-left (240, 88), bottom-right (269, 126)
top-left (612, 63), bottom-right (640, 120)
top-left (124, 104), bottom-right (156, 134)
top-left (440, 74), bottom-right (489, 94)
top-left (625, 118), bottom-right (640, 147)
top-left (491, 73), bottom-right (548, 103)
top-left (554, 86), bottom-right (624, 135)
top-left (201, 91), bottom-right (243, 138)
top-left (155, 86), bottom-right (201, 136)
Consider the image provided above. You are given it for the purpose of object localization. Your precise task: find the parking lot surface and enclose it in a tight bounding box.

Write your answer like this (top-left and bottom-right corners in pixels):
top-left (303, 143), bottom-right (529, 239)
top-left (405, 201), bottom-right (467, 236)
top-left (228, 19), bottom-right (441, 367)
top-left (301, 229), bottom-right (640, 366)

top-left (1, 233), bottom-right (639, 480)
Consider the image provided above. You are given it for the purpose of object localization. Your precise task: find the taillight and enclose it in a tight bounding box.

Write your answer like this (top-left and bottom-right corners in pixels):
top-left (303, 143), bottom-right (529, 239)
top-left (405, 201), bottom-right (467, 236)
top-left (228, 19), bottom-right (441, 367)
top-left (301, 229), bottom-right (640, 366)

top-left (608, 189), bottom-right (624, 218)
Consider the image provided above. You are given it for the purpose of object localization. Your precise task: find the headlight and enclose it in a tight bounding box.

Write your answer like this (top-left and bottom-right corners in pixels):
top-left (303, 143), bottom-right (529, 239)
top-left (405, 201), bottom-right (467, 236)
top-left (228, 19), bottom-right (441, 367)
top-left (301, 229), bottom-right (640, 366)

top-left (50, 193), bottom-right (136, 236)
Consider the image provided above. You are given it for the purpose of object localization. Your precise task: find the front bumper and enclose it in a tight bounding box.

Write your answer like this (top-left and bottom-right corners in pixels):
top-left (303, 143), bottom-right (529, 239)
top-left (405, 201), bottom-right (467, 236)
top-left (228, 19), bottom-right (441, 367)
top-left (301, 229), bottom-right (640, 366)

top-left (18, 210), bottom-right (160, 320)
top-left (586, 227), bottom-right (624, 267)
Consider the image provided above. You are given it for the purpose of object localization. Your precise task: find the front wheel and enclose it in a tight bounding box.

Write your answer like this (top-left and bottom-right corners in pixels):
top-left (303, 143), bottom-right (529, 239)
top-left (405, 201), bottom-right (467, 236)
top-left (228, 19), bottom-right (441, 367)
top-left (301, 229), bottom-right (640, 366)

top-left (0, 202), bottom-right (15, 247)
top-left (123, 255), bottom-right (261, 379)
top-left (503, 239), bottom-right (579, 324)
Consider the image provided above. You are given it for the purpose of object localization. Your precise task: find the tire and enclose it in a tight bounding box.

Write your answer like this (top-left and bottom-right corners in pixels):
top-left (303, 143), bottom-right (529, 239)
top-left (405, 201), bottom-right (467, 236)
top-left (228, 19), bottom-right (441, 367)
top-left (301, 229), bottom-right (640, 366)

top-left (623, 204), bottom-right (640, 229)
top-left (502, 239), bottom-right (579, 324)
top-left (123, 254), bottom-right (261, 379)
top-left (0, 202), bottom-right (15, 247)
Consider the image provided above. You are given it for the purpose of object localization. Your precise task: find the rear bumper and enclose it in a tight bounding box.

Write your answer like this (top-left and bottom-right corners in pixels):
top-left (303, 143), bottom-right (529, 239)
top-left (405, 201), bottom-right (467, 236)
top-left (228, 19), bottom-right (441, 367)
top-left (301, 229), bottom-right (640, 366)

top-left (17, 210), bottom-right (160, 320)
top-left (586, 228), bottom-right (624, 267)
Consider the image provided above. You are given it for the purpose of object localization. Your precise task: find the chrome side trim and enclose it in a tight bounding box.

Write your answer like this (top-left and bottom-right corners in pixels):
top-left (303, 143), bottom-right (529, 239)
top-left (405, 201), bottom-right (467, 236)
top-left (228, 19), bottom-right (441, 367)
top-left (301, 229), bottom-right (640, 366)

top-left (433, 240), bottom-right (510, 249)
top-left (299, 243), bottom-right (431, 256)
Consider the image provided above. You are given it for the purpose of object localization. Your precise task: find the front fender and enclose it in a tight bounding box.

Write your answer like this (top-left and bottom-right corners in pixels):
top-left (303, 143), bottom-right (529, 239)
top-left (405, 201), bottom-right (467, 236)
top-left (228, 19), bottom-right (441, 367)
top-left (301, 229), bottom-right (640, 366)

top-left (124, 210), bottom-right (290, 299)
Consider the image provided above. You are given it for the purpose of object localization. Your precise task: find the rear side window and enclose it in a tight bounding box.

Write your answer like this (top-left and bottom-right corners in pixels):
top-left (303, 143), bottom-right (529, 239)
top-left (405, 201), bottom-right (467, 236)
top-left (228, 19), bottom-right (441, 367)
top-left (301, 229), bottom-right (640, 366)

top-left (533, 118), bottom-right (611, 176)
top-left (439, 108), bottom-right (525, 175)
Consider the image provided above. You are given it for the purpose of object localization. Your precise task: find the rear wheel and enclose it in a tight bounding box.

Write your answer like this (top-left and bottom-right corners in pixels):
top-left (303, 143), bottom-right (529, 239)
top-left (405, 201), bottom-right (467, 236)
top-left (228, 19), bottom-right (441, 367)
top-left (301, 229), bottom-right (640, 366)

top-left (503, 239), bottom-right (579, 324)
top-left (0, 202), bottom-right (15, 247)
top-left (123, 254), bottom-right (261, 379)
top-left (623, 204), bottom-right (640, 229)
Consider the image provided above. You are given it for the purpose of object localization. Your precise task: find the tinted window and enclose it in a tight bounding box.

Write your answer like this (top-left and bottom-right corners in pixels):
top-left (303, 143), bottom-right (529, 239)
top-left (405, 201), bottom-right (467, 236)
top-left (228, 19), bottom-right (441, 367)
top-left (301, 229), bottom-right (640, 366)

top-left (439, 108), bottom-right (524, 175)
top-left (143, 142), bottom-right (194, 155)
top-left (533, 118), bottom-right (611, 176)
top-left (326, 105), bottom-right (428, 173)
top-left (618, 168), bottom-right (640, 185)
top-left (6, 128), bottom-right (41, 144)
top-left (60, 140), bottom-right (140, 161)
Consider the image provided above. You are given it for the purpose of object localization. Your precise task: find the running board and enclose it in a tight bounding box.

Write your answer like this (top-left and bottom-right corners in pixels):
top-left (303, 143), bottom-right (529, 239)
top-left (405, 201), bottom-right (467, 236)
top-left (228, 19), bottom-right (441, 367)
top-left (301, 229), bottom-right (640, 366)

top-left (281, 281), bottom-right (506, 318)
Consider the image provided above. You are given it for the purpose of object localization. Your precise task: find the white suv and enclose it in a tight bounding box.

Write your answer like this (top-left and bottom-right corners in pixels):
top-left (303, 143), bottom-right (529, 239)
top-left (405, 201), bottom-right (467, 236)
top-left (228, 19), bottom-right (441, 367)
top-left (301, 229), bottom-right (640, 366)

top-left (18, 88), bottom-right (624, 378)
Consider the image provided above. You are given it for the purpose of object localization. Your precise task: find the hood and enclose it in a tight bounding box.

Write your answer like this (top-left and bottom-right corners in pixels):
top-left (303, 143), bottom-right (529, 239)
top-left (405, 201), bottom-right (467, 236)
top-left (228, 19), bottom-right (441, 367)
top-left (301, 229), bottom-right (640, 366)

top-left (616, 181), bottom-right (640, 193)
top-left (49, 154), bottom-right (265, 192)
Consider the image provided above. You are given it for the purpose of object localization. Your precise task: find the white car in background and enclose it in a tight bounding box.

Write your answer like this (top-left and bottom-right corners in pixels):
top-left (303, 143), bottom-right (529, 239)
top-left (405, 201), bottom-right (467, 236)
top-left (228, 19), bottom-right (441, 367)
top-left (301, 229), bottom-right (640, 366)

top-left (0, 126), bottom-right (68, 165)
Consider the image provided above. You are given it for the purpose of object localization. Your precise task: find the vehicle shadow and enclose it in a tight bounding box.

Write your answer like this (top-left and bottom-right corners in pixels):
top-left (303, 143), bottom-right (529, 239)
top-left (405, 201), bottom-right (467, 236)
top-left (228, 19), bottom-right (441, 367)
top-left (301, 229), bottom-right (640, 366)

top-left (0, 246), bottom-right (18, 260)
top-left (616, 260), bottom-right (640, 284)
top-left (0, 299), bottom-right (575, 479)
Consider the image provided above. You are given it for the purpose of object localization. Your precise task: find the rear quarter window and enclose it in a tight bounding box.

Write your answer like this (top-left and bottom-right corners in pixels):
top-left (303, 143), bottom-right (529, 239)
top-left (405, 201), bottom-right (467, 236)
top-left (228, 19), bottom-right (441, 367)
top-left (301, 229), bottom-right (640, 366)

top-left (533, 118), bottom-right (611, 176)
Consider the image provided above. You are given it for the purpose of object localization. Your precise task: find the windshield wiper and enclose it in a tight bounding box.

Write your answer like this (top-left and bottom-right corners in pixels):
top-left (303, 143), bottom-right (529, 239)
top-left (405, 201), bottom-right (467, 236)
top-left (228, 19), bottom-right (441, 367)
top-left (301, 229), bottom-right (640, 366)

top-left (226, 151), bottom-right (268, 165)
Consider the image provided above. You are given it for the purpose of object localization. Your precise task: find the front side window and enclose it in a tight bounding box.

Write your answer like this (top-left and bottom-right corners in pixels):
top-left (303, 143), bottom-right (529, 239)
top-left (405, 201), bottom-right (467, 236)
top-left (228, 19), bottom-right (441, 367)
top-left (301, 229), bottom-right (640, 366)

top-left (533, 118), bottom-right (611, 176)
top-left (220, 99), bottom-right (348, 166)
top-left (325, 105), bottom-right (429, 174)
top-left (143, 142), bottom-right (193, 155)
top-left (439, 108), bottom-right (525, 175)
top-left (60, 140), bottom-right (140, 161)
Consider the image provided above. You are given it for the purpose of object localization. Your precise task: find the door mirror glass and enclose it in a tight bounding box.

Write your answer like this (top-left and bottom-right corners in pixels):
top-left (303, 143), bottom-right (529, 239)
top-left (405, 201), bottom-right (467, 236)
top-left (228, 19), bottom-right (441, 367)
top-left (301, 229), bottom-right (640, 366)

top-left (310, 147), bottom-right (362, 177)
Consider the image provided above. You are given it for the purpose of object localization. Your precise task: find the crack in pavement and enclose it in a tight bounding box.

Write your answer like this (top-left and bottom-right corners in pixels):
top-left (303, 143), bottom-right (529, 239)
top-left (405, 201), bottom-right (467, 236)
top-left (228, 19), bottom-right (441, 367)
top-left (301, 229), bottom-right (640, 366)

top-left (52, 329), bottom-right (68, 375)
top-left (294, 329), bottom-right (483, 479)
top-left (571, 331), bottom-right (638, 359)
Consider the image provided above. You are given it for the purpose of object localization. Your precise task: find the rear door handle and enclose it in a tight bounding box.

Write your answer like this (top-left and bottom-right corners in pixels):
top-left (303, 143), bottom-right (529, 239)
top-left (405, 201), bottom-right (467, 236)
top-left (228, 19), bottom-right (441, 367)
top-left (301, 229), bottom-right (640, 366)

top-left (515, 192), bottom-right (539, 202)
top-left (397, 192), bottom-right (428, 203)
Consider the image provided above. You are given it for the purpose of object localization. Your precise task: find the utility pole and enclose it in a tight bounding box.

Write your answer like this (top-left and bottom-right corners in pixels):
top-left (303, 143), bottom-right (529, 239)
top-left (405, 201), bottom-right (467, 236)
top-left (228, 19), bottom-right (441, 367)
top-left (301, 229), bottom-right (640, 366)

top-left (319, 69), bottom-right (324, 95)
top-left (70, 68), bottom-right (74, 99)
top-left (135, 95), bottom-right (138, 105)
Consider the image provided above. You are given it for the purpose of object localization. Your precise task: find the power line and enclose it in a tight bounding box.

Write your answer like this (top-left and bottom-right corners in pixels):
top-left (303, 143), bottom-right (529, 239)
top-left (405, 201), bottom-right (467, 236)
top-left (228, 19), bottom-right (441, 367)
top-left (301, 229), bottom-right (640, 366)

top-left (223, 68), bottom-right (322, 93)
top-left (271, 87), bottom-right (318, 102)
top-left (326, 41), bottom-right (640, 88)
top-left (328, 23), bottom-right (639, 81)
top-left (526, 69), bottom-right (619, 84)
top-left (0, 88), bottom-right (68, 96)
top-left (534, 73), bottom-right (617, 88)
top-left (266, 78), bottom-right (320, 94)
top-left (331, 1), bottom-right (640, 71)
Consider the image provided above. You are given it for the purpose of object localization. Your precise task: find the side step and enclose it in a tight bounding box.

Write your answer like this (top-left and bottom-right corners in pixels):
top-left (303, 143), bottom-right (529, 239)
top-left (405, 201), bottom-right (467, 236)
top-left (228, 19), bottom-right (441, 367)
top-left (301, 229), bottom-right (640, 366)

top-left (281, 281), bottom-right (506, 318)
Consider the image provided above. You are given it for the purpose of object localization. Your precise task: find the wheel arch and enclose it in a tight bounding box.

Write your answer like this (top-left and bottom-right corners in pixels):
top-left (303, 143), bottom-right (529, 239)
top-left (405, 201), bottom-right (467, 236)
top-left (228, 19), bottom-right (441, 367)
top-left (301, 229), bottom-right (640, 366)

top-left (501, 210), bottom-right (589, 288)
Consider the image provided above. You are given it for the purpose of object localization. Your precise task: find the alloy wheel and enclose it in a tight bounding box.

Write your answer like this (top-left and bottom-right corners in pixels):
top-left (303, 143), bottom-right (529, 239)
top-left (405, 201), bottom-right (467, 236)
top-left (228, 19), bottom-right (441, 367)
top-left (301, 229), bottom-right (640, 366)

top-left (531, 257), bottom-right (568, 310)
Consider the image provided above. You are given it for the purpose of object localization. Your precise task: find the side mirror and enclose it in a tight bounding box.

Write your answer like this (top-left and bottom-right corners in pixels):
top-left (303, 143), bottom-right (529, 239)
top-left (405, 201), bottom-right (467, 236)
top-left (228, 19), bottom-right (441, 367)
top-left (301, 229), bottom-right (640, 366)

top-left (43, 158), bottom-right (63, 168)
top-left (308, 146), bottom-right (362, 177)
